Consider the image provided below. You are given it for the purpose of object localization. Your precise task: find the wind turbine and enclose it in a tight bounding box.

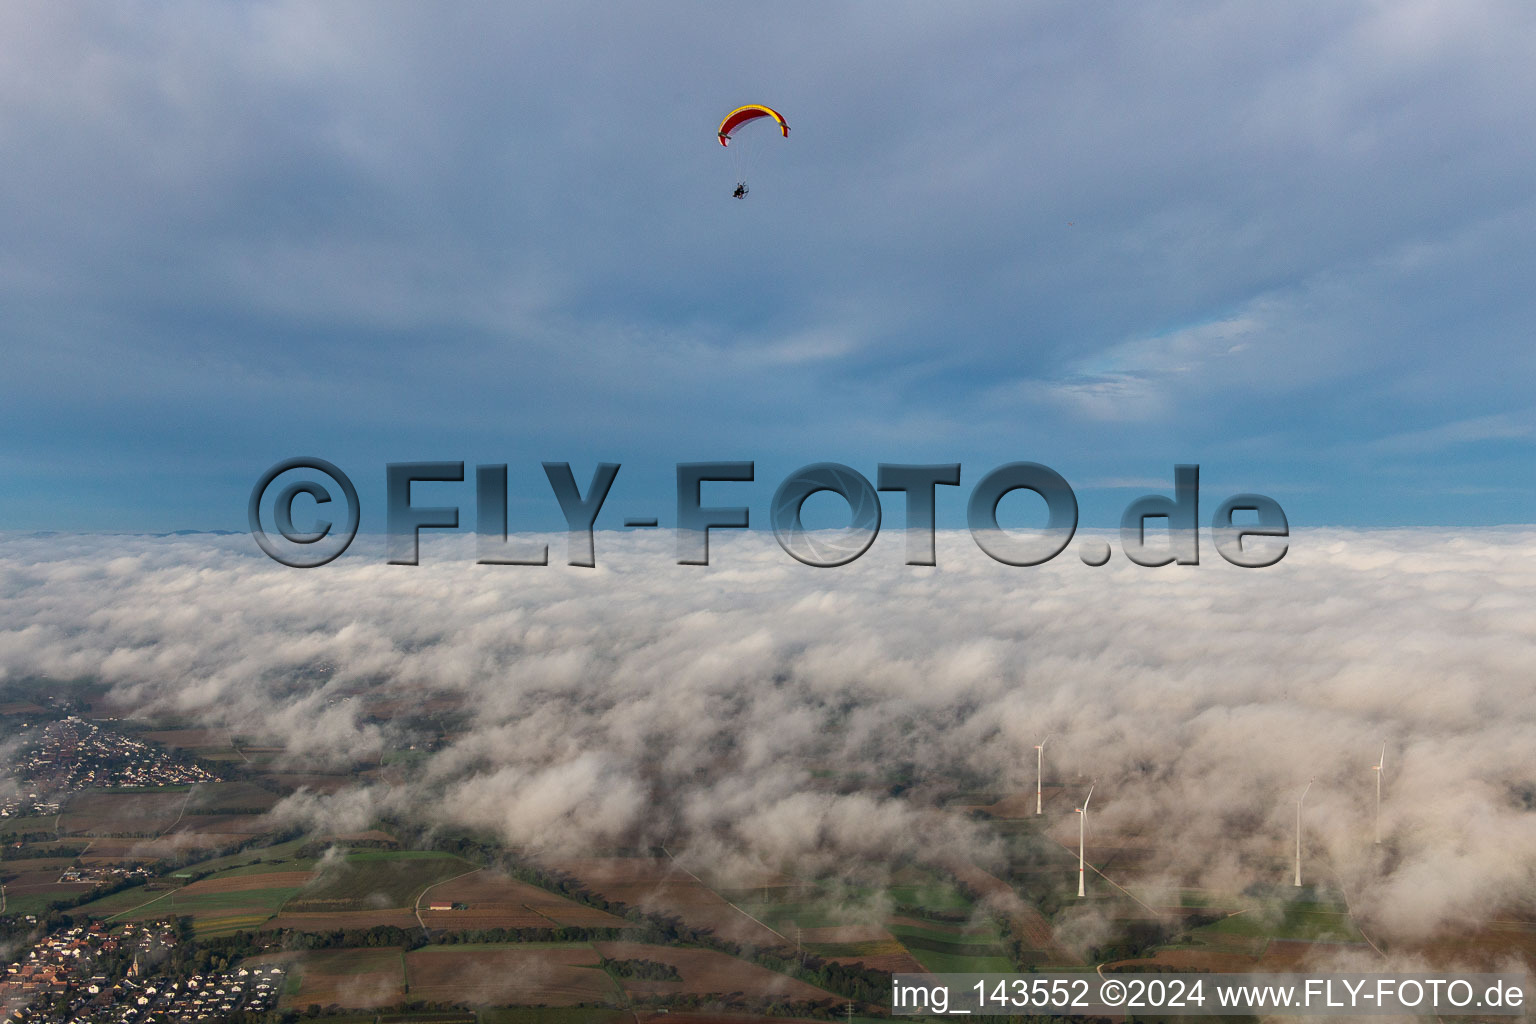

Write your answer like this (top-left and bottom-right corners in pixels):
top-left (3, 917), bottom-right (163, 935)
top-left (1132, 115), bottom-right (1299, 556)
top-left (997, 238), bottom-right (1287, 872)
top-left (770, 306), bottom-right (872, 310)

top-left (1294, 777), bottom-right (1314, 887)
top-left (1372, 743), bottom-right (1385, 844)
top-left (1034, 736), bottom-right (1050, 815)
top-left (1076, 783), bottom-right (1094, 897)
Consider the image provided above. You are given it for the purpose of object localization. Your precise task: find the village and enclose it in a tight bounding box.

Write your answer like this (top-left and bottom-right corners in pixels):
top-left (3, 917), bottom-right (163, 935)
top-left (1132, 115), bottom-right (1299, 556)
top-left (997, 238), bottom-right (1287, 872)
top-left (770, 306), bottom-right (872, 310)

top-left (1, 718), bottom-right (221, 819)
top-left (0, 919), bottom-right (284, 1022)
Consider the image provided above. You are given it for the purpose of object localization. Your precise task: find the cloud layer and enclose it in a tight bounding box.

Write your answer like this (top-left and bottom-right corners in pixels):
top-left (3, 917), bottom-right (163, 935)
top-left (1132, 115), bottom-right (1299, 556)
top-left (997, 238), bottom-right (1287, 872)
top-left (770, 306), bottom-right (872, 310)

top-left (2, 528), bottom-right (1533, 947)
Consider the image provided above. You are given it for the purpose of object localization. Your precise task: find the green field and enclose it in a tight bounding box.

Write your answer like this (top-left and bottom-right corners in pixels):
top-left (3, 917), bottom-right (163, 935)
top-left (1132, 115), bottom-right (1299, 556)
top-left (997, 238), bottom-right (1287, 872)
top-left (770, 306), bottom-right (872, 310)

top-left (183, 835), bottom-right (312, 874)
top-left (75, 868), bottom-right (305, 930)
top-left (69, 845), bottom-right (483, 934)
top-left (0, 890), bottom-right (68, 917)
top-left (0, 814), bottom-right (60, 838)
top-left (73, 884), bottom-right (163, 917)
top-left (888, 881), bottom-right (974, 912)
top-left (888, 919), bottom-right (1013, 973)
top-left (1190, 901), bottom-right (1365, 944)
top-left (284, 850), bottom-right (473, 911)
top-left (196, 857), bottom-right (318, 880)
top-left (159, 885), bottom-right (302, 914)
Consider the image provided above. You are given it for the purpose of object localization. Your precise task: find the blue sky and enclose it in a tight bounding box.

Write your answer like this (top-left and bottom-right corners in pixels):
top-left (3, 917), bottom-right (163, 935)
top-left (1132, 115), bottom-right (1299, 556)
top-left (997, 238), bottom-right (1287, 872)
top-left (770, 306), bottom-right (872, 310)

top-left (2, 1), bottom-right (1533, 533)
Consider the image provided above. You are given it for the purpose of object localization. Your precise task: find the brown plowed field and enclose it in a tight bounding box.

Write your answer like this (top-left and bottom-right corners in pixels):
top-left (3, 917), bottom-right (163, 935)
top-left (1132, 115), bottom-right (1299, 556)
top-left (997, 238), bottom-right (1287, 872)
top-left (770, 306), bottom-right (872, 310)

top-left (419, 906), bottom-right (556, 929)
top-left (828, 950), bottom-right (927, 973)
top-left (60, 791), bottom-right (189, 834)
top-left (404, 946), bottom-right (618, 1006)
top-left (266, 773), bottom-right (356, 793)
top-left (799, 924), bottom-right (892, 943)
top-left (169, 815), bottom-right (274, 836)
top-left (1, 860), bottom-right (76, 885)
top-left (416, 869), bottom-right (628, 930)
top-left (1258, 939), bottom-right (1374, 968)
top-left (284, 948), bottom-right (404, 1010)
top-left (799, 925), bottom-right (927, 974)
top-left (1400, 920), bottom-right (1536, 970)
top-left (535, 901), bottom-right (629, 927)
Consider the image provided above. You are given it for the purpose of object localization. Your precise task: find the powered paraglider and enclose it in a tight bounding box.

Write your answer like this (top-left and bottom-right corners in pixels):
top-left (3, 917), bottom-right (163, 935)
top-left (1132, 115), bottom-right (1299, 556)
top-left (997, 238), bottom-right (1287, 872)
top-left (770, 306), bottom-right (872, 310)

top-left (718, 104), bottom-right (788, 198)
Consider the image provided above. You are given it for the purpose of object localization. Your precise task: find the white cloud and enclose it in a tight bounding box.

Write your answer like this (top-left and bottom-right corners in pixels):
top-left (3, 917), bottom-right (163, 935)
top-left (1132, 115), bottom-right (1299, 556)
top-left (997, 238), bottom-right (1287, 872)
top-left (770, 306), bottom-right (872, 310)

top-left (2, 527), bottom-right (1534, 944)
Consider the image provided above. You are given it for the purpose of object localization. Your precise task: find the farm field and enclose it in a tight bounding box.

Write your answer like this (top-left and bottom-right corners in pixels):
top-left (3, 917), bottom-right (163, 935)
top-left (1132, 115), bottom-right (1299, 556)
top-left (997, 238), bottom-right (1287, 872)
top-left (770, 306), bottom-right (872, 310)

top-left (182, 780), bottom-right (281, 813)
top-left (281, 947), bottom-right (408, 1010)
top-left (284, 849), bottom-right (476, 912)
top-left (72, 847), bottom-right (485, 939)
top-left (266, 909), bottom-right (423, 931)
top-left (1183, 895), bottom-right (1367, 945)
top-left (264, 772), bottom-right (361, 793)
top-left (886, 917), bottom-right (1014, 973)
top-left (404, 944), bottom-right (619, 1006)
top-left (551, 858), bottom-right (784, 949)
top-left (1398, 918), bottom-right (1536, 970)
top-left (164, 813), bottom-right (276, 836)
top-left (6, 690), bottom-right (1529, 1023)
top-left (184, 834), bottom-right (313, 873)
top-left (73, 834), bottom-right (233, 861)
top-left (138, 728), bottom-right (242, 755)
top-left (324, 828), bottom-right (401, 846)
top-left (58, 790), bottom-right (191, 836)
top-left (798, 924), bottom-right (926, 974)
top-left (0, 814), bottom-right (60, 839)
top-left (739, 866), bottom-right (1016, 974)
top-left (592, 941), bottom-right (842, 1004)
top-left (416, 869), bottom-right (628, 930)
top-left (73, 884), bottom-right (173, 918)
top-left (106, 867), bottom-right (316, 935)
top-left (476, 1010), bottom-right (630, 1024)
top-left (0, 857), bottom-right (81, 901)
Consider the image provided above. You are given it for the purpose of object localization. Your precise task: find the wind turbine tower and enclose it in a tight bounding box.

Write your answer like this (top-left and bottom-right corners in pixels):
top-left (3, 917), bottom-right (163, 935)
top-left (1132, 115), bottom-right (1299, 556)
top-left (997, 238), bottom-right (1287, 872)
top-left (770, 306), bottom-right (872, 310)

top-left (1372, 743), bottom-right (1385, 844)
top-left (1294, 777), bottom-right (1314, 887)
top-left (1077, 784), bottom-right (1094, 897)
top-left (1035, 736), bottom-right (1050, 815)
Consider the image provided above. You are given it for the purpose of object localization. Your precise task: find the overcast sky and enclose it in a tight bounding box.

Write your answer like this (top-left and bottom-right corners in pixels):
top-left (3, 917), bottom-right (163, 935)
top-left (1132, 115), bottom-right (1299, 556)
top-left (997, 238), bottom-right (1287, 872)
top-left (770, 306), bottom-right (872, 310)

top-left (2, 1), bottom-right (1533, 532)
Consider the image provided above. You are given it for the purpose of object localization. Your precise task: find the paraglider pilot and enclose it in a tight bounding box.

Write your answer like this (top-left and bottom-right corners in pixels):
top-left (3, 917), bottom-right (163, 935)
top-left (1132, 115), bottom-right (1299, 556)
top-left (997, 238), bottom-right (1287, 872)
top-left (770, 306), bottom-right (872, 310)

top-left (733, 182), bottom-right (748, 199)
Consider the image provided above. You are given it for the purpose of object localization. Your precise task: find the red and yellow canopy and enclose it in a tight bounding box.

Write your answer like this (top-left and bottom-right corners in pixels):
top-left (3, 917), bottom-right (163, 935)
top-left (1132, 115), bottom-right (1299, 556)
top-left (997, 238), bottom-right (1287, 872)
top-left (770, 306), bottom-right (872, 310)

top-left (718, 105), bottom-right (789, 145)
